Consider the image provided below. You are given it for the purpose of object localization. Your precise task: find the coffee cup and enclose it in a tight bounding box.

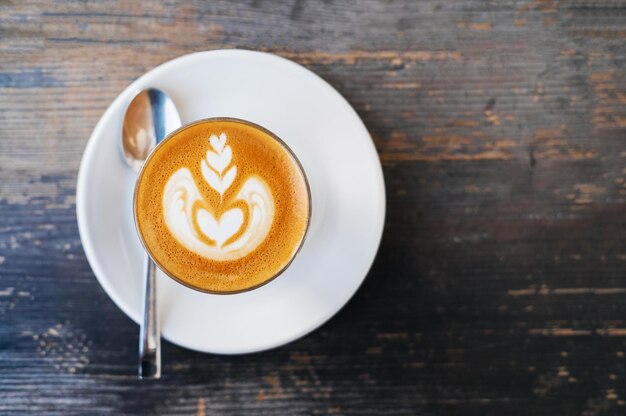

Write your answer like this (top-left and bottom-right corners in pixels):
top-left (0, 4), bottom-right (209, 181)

top-left (134, 117), bottom-right (311, 294)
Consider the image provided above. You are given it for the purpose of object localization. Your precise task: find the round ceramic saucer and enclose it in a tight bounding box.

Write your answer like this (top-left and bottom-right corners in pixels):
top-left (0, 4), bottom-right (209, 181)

top-left (76, 50), bottom-right (385, 354)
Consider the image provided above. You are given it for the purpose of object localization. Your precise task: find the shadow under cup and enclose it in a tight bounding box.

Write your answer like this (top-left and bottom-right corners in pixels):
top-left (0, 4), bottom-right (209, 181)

top-left (133, 117), bottom-right (311, 294)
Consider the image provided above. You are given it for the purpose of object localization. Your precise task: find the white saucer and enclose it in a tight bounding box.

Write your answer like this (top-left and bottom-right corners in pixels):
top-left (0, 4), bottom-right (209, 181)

top-left (76, 50), bottom-right (385, 354)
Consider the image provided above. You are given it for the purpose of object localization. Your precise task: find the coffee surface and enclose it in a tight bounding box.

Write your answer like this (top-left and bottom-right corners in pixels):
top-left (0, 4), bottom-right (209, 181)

top-left (135, 119), bottom-right (310, 293)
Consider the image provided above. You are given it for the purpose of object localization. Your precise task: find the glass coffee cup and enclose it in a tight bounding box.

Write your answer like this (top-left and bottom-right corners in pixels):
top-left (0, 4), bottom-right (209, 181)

top-left (133, 117), bottom-right (311, 294)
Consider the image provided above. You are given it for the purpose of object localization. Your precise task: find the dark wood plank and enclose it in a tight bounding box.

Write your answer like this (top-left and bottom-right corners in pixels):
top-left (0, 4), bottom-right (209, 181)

top-left (1, 0), bottom-right (625, 414)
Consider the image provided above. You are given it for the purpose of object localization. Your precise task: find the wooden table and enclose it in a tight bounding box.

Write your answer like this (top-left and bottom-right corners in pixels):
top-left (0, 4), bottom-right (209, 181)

top-left (2, 1), bottom-right (625, 414)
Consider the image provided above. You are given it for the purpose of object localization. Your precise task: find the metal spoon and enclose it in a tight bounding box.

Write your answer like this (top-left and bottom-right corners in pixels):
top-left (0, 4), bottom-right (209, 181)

top-left (121, 88), bottom-right (181, 379)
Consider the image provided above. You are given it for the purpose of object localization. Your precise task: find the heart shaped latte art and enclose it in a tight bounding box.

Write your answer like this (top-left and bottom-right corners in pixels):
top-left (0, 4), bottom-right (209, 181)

top-left (162, 133), bottom-right (275, 261)
top-left (196, 207), bottom-right (243, 248)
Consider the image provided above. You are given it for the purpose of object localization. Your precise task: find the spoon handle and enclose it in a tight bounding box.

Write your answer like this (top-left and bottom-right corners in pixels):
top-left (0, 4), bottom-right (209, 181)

top-left (139, 257), bottom-right (160, 379)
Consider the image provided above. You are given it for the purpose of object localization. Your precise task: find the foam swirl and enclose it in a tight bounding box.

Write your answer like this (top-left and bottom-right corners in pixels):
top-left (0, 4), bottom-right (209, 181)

top-left (162, 133), bottom-right (274, 261)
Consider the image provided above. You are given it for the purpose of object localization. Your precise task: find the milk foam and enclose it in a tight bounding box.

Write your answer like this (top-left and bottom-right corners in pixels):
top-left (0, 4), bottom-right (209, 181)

top-left (162, 133), bottom-right (275, 261)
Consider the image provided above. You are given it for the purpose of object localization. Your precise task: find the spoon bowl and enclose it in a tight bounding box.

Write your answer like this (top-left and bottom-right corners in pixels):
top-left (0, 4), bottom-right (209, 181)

top-left (122, 88), bottom-right (181, 171)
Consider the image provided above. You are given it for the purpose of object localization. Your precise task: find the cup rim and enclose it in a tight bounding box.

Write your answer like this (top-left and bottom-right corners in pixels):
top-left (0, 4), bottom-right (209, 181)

top-left (133, 117), bottom-right (312, 295)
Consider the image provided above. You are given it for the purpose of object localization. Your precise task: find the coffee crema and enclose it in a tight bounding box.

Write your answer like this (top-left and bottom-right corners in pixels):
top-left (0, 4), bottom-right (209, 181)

top-left (135, 119), bottom-right (310, 293)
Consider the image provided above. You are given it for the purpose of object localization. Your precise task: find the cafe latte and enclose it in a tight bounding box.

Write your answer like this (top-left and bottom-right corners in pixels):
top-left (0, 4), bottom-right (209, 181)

top-left (134, 118), bottom-right (310, 293)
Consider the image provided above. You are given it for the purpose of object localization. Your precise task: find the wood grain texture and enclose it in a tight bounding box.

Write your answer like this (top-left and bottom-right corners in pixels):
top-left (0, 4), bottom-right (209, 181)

top-left (1, 0), bottom-right (626, 414)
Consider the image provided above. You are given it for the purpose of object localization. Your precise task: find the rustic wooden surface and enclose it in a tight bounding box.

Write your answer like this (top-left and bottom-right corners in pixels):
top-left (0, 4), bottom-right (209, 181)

top-left (1, 0), bottom-right (626, 414)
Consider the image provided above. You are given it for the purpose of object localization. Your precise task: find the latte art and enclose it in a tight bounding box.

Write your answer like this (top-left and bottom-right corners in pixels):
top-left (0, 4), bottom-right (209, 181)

top-left (162, 133), bottom-right (275, 261)
top-left (134, 119), bottom-right (310, 293)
